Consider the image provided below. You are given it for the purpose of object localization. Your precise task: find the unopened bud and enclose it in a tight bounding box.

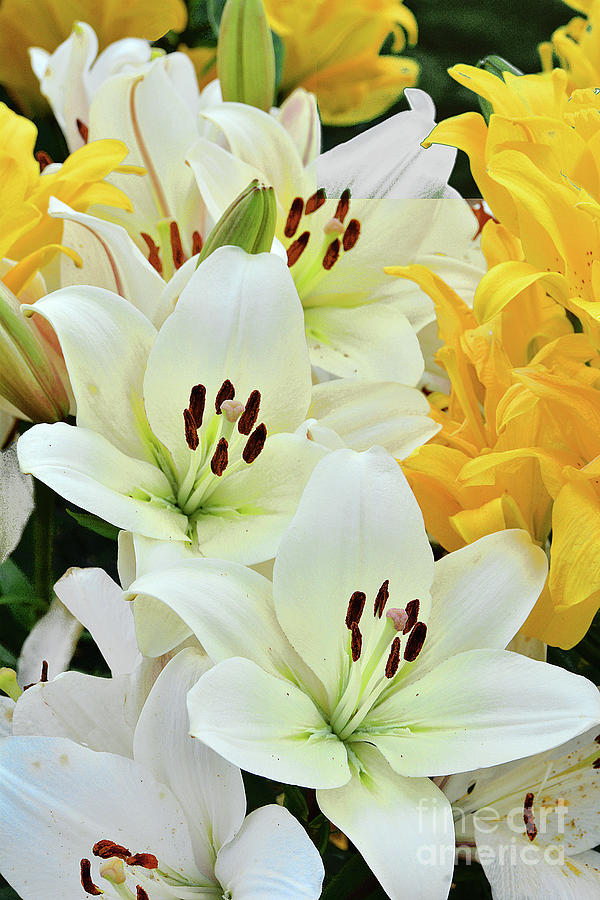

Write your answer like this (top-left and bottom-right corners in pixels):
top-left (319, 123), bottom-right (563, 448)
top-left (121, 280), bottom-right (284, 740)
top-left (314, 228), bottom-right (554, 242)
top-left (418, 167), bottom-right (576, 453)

top-left (476, 55), bottom-right (524, 123)
top-left (0, 281), bottom-right (70, 423)
top-left (0, 667), bottom-right (21, 701)
top-left (196, 180), bottom-right (277, 264)
top-left (217, 0), bottom-right (276, 111)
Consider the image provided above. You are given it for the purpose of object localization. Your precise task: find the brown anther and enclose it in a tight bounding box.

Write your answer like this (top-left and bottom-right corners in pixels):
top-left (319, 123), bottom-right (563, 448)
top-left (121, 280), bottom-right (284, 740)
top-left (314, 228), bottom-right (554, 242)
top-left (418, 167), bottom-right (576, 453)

top-left (242, 423), bottom-right (267, 464)
top-left (322, 239), bottom-right (340, 270)
top-left (373, 580), bottom-right (389, 618)
top-left (80, 858), bottom-right (103, 895)
top-left (210, 437), bottom-right (229, 476)
top-left (523, 792), bottom-right (537, 841)
top-left (137, 888), bottom-right (150, 900)
top-left (77, 118), bottom-right (89, 143)
top-left (40, 659), bottom-right (48, 682)
top-left (170, 221), bottom-right (185, 270)
top-left (305, 188), bottom-right (327, 214)
top-left (403, 621), bottom-right (427, 662)
top-left (287, 231), bottom-right (310, 267)
top-left (93, 840), bottom-right (131, 861)
top-left (284, 197), bottom-right (304, 238)
top-left (385, 636), bottom-right (401, 678)
top-left (125, 853), bottom-right (158, 869)
top-left (595, 734), bottom-right (600, 744)
top-left (403, 599), bottom-right (420, 635)
top-left (189, 384), bottom-right (206, 428)
top-left (342, 219), bottom-right (361, 252)
top-left (345, 590), bottom-right (366, 629)
top-left (593, 757), bottom-right (600, 769)
top-left (183, 408), bottom-right (199, 451)
top-left (35, 150), bottom-right (53, 171)
top-left (192, 230), bottom-right (203, 255)
top-left (334, 188), bottom-right (351, 224)
top-left (215, 379), bottom-right (235, 413)
top-left (351, 622), bottom-right (362, 661)
top-left (238, 390), bottom-right (261, 435)
top-left (140, 233), bottom-right (163, 276)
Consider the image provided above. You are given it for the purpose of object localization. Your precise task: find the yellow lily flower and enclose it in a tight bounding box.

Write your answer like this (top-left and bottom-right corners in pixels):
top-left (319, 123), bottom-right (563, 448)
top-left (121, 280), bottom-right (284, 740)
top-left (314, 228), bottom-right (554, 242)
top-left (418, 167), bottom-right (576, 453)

top-left (425, 69), bottom-right (600, 336)
top-left (262, 0), bottom-right (419, 124)
top-left (0, 102), bottom-right (140, 423)
top-left (386, 260), bottom-right (600, 648)
top-left (0, 0), bottom-right (187, 111)
top-left (540, 0), bottom-right (600, 90)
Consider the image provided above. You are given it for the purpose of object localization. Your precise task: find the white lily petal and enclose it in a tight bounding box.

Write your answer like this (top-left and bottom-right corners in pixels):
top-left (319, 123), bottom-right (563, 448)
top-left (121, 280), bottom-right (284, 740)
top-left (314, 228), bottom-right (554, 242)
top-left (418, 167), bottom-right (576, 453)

top-left (363, 650), bottom-right (600, 777)
top-left (308, 378), bottom-right (440, 457)
top-left (0, 697), bottom-right (14, 737)
top-left (273, 447), bottom-right (433, 708)
top-left (17, 423), bottom-right (189, 541)
top-left (274, 88), bottom-right (321, 167)
top-left (17, 597), bottom-right (80, 687)
top-left (476, 829), bottom-right (600, 900)
top-left (129, 559), bottom-right (302, 677)
top-left (0, 443), bottom-right (33, 563)
top-left (30, 22), bottom-right (98, 151)
top-left (134, 648), bottom-right (246, 876)
top-left (49, 198), bottom-right (166, 324)
top-left (199, 103), bottom-right (305, 205)
top-left (197, 432), bottom-right (326, 564)
top-left (215, 804), bottom-right (324, 899)
top-left (315, 90), bottom-right (457, 200)
top-left (13, 670), bottom-right (145, 756)
top-left (89, 55), bottom-right (205, 240)
top-left (53, 567), bottom-right (140, 676)
top-left (305, 302), bottom-right (424, 383)
top-left (143, 246), bottom-right (311, 469)
top-left (0, 736), bottom-right (199, 900)
top-left (188, 657), bottom-right (350, 788)
top-left (405, 531), bottom-right (548, 683)
top-left (24, 285), bottom-right (157, 459)
top-left (317, 744), bottom-right (454, 900)
top-left (186, 137), bottom-right (265, 223)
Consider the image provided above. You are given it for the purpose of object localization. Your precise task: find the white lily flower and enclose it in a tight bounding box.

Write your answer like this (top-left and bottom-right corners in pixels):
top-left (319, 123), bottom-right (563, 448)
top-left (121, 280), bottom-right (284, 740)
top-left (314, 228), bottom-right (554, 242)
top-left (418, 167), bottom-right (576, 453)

top-left (124, 448), bottom-right (600, 899)
top-left (187, 91), bottom-right (485, 381)
top-left (445, 726), bottom-right (600, 899)
top-left (29, 22), bottom-right (153, 153)
top-left (0, 648), bottom-right (325, 899)
top-left (17, 247), bottom-right (325, 563)
top-left (86, 51), bottom-right (210, 276)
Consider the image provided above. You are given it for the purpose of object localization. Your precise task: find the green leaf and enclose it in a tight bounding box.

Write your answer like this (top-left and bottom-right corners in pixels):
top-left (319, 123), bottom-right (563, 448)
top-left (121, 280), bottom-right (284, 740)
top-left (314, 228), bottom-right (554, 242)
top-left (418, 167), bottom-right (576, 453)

top-left (308, 812), bottom-right (331, 856)
top-left (283, 785), bottom-right (309, 822)
top-left (321, 852), bottom-right (382, 899)
top-left (0, 559), bottom-right (31, 600)
top-left (65, 509), bottom-right (119, 541)
top-left (272, 30), bottom-right (285, 92)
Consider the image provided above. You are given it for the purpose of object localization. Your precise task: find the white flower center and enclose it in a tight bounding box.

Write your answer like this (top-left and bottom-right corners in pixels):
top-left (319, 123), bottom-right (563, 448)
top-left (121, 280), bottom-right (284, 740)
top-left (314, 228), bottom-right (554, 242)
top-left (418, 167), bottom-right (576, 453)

top-left (283, 187), bottom-right (361, 300)
top-left (81, 840), bottom-right (221, 899)
top-left (175, 379), bottom-right (267, 520)
top-left (329, 580), bottom-right (428, 742)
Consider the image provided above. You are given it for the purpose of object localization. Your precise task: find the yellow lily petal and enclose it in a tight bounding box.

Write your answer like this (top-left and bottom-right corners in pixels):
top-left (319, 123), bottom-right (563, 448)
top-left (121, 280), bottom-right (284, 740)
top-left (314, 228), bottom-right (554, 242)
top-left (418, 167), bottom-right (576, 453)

top-left (546, 479), bottom-right (600, 648)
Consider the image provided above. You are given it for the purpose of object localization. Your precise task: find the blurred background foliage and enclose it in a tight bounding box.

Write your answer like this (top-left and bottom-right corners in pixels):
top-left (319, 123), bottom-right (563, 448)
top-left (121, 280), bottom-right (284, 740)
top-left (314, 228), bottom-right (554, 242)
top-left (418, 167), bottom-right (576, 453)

top-left (0, 1), bottom-right (597, 898)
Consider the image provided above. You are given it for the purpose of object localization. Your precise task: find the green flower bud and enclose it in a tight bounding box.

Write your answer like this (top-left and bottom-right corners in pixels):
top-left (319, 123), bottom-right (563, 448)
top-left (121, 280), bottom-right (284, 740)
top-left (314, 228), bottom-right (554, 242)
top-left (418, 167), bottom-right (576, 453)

top-left (197, 180), bottom-right (277, 264)
top-left (0, 281), bottom-right (70, 423)
top-left (217, 0), bottom-right (276, 111)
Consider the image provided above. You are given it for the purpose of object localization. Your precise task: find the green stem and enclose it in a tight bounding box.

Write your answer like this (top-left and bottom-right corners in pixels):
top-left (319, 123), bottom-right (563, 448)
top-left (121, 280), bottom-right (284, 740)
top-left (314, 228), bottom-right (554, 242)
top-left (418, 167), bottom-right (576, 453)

top-left (33, 479), bottom-right (55, 604)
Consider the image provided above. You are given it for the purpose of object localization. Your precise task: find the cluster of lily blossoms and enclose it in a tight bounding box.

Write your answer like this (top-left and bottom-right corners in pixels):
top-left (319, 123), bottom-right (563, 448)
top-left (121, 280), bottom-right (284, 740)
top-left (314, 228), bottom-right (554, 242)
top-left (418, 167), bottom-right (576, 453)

top-left (0, 1), bottom-right (599, 898)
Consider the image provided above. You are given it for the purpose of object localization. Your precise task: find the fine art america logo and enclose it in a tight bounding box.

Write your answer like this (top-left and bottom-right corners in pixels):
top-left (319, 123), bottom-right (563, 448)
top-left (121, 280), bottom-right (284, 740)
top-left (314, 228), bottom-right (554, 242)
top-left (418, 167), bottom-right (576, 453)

top-left (415, 797), bottom-right (569, 868)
